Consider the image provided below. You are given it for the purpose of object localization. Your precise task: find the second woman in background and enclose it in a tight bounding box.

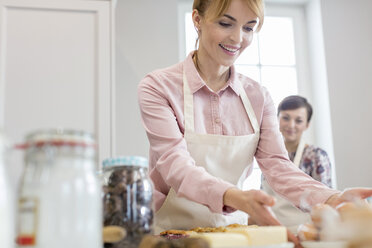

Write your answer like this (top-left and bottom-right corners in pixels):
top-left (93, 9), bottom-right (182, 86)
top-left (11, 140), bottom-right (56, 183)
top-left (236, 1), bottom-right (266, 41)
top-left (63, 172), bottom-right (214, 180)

top-left (262, 95), bottom-right (332, 233)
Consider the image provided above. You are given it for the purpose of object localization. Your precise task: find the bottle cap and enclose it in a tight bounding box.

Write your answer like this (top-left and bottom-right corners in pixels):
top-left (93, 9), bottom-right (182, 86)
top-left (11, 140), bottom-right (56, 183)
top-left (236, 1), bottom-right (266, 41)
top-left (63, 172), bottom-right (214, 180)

top-left (102, 156), bottom-right (148, 168)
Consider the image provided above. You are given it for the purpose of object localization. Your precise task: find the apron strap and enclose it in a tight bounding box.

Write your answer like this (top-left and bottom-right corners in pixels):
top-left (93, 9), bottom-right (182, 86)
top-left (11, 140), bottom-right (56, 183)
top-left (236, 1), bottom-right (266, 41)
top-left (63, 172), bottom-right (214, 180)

top-left (293, 137), bottom-right (306, 167)
top-left (238, 83), bottom-right (260, 133)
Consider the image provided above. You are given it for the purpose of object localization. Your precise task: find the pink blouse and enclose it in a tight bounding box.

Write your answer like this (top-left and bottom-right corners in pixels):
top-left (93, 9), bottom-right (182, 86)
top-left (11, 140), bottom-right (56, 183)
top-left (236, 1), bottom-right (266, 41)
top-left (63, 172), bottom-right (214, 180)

top-left (138, 52), bottom-right (339, 213)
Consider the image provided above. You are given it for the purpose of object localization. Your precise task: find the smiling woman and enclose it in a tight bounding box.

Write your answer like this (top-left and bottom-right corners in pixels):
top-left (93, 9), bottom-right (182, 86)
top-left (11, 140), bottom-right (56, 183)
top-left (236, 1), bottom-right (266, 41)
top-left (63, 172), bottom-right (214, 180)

top-left (191, 0), bottom-right (260, 91)
top-left (262, 95), bottom-right (333, 233)
top-left (182, 3), bottom-right (301, 190)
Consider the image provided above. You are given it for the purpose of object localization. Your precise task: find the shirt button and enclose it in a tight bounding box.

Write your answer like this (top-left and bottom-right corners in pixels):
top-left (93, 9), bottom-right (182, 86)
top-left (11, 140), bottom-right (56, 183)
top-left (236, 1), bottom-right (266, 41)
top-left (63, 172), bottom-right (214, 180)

top-left (215, 118), bottom-right (221, 124)
top-left (212, 95), bottom-right (218, 101)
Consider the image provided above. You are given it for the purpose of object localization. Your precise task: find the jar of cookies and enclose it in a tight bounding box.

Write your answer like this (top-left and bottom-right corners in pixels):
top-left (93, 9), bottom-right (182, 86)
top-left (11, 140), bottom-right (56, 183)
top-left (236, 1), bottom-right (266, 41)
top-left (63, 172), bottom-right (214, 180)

top-left (102, 156), bottom-right (153, 248)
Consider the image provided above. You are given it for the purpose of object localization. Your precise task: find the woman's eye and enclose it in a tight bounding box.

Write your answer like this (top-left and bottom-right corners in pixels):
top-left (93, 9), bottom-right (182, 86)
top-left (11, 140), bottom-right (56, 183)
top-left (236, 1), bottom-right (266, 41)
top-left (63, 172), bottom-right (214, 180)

top-left (219, 22), bottom-right (231, 27)
top-left (243, 26), bottom-right (253, 32)
top-left (282, 116), bottom-right (290, 121)
top-left (296, 120), bottom-right (303, 124)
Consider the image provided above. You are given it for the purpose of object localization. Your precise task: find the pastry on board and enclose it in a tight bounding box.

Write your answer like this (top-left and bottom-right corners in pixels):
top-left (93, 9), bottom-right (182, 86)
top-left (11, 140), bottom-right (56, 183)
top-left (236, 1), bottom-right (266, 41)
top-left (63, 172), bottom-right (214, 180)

top-left (158, 224), bottom-right (287, 247)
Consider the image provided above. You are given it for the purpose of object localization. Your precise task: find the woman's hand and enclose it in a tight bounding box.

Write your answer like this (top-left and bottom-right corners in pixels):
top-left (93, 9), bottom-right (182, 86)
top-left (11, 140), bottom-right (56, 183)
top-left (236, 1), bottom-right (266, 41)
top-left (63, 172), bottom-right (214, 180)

top-left (325, 187), bottom-right (372, 207)
top-left (223, 188), bottom-right (301, 247)
top-left (223, 187), bottom-right (278, 226)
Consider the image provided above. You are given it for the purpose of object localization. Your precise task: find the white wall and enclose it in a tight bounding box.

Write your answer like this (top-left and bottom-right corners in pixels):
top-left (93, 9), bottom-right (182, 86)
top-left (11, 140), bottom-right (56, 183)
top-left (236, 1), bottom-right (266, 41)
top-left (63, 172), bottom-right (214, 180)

top-left (319, 0), bottom-right (372, 189)
top-left (115, 0), bottom-right (179, 158)
top-left (305, 0), bottom-right (337, 188)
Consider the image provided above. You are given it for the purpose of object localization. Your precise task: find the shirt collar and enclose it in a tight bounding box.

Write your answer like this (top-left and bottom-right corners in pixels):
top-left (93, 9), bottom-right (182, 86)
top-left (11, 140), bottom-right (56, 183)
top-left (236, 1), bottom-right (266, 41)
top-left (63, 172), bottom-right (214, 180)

top-left (227, 66), bottom-right (240, 96)
top-left (183, 51), bottom-right (241, 96)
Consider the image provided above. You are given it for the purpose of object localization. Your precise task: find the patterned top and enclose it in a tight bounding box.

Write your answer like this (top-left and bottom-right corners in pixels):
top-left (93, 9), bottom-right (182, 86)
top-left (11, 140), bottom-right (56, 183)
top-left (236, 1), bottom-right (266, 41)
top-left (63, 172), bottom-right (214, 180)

top-left (289, 145), bottom-right (332, 188)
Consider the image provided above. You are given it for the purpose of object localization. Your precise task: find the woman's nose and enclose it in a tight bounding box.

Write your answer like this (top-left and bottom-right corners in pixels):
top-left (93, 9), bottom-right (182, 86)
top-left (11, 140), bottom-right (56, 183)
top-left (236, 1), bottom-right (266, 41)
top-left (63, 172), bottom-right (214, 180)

top-left (288, 120), bottom-right (295, 128)
top-left (230, 28), bottom-right (243, 43)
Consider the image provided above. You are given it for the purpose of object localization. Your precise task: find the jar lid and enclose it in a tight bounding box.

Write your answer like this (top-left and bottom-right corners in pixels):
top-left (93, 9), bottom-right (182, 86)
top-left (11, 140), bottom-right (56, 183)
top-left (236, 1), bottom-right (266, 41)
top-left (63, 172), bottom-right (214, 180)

top-left (102, 156), bottom-right (148, 168)
top-left (17, 129), bottom-right (96, 149)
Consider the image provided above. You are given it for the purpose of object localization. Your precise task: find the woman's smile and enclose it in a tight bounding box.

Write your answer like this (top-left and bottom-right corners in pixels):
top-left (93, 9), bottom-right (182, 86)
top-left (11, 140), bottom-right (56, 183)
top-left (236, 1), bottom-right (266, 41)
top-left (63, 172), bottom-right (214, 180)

top-left (219, 44), bottom-right (241, 55)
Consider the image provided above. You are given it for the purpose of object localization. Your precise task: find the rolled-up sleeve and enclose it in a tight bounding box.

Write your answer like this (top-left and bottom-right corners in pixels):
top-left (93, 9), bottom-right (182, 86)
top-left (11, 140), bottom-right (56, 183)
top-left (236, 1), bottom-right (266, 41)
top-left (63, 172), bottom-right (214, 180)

top-left (138, 74), bottom-right (234, 213)
top-left (255, 87), bottom-right (339, 210)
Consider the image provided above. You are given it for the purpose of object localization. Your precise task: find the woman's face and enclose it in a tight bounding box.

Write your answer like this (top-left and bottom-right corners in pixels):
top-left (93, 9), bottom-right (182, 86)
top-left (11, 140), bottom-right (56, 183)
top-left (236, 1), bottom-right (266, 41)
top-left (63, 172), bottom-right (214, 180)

top-left (193, 0), bottom-right (257, 67)
top-left (278, 107), bottom-right (309, 143)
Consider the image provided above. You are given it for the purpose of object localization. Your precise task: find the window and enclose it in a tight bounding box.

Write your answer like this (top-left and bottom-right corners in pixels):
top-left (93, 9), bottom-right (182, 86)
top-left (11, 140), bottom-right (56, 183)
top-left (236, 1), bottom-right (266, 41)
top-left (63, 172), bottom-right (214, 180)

top-left (179, 2), bottom-right (308, 190)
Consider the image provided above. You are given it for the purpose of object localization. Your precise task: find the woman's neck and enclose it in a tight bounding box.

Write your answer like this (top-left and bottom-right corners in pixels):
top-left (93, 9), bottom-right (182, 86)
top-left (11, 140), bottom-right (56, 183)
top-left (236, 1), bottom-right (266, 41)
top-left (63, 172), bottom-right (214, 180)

top-left (285, 140), bottom-right (300, 153)
top-left (193, 50), bottom-right (230, 92)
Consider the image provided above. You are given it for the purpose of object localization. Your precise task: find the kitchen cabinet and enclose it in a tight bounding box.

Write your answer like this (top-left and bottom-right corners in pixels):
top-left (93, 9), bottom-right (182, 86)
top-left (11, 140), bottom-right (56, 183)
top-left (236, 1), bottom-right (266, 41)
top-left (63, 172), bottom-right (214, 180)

top-left (0, 0), bottom-right (115, 184)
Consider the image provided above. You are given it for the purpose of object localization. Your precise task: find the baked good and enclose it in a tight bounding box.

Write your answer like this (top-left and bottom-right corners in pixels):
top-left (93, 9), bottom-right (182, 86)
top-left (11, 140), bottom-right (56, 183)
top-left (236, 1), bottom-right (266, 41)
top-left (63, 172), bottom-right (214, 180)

top-left (190, 226), bottom-right (227, 233)
top-left (317, 201), bottom-right (372, 245)
top-left (160, 224), bottom-right (251, 238)
top-left (297, 223), bottom-right (319, 241)
top-left (159, 224), bottom-right (287, 247)
top-left (310, 203), bottom-right (340, 229)
top-left (160, 229), bottom-right (196, 239)
top-left (102, 225), bottom-right (127, 243)
top-left (226, 223), bottom-right (252, 228)
top-left (336, 201), bottom-right (372, 221)
top-left (189, 224), bottom-right (253, 233)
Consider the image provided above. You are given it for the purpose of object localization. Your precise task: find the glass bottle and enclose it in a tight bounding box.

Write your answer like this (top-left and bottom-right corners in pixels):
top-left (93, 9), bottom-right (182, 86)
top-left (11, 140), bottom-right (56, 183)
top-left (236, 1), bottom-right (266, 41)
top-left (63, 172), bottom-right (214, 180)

top-left (0, 131), bottom-right (15, 248)
top-left (16, 129), bottom-right (102, 248)
top-left (102, 156), bottom-right (153, 248)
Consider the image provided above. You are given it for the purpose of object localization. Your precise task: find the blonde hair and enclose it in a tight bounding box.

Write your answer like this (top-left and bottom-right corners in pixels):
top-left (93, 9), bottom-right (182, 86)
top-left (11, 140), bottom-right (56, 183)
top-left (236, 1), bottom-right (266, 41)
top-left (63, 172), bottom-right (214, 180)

top-left (192, 0), bottom-right (264, 32)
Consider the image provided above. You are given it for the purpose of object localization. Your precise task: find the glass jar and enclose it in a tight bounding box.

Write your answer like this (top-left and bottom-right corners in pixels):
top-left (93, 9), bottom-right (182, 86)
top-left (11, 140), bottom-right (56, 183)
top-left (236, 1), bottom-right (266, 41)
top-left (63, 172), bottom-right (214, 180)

top-left (15, 129), bottom-right (102, 248)
top-left (102, 156), bottom-right (153, 248)
top-left (0, 131), bottom-right (15, 248)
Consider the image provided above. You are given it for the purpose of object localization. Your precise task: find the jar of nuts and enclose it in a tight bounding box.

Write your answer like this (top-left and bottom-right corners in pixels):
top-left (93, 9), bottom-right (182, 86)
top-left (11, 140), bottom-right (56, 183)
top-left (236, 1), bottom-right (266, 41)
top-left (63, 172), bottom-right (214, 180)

top-left (102, 156), bottom-right (153, 248)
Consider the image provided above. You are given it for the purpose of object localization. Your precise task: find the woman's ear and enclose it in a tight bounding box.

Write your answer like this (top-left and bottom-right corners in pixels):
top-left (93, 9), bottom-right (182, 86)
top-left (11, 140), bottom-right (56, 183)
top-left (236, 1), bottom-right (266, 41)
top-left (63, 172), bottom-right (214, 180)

top-left (192, 9), bottom-right (202, 31)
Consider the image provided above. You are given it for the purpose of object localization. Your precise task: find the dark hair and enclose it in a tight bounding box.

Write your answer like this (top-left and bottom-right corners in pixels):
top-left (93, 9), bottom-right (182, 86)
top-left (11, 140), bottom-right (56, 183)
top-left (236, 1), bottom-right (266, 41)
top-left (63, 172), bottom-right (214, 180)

top-left (277, 95), bottom-right (313, 123)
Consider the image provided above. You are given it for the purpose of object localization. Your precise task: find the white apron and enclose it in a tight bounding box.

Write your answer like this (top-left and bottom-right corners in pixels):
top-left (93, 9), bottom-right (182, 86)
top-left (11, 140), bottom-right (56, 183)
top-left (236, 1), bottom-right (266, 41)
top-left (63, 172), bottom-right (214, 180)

top-left (154, 69), bottom-right (260, 233)
top-left (261, 137), bottom-right (311, 234)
